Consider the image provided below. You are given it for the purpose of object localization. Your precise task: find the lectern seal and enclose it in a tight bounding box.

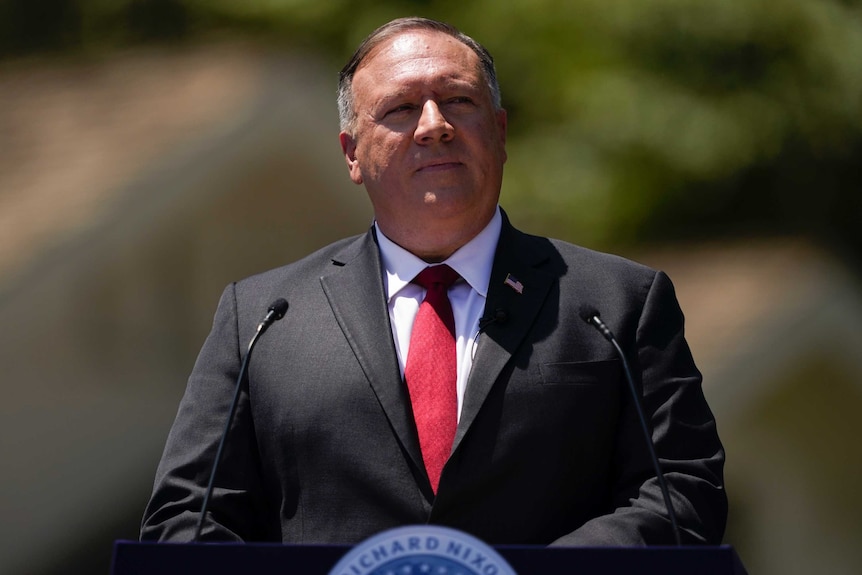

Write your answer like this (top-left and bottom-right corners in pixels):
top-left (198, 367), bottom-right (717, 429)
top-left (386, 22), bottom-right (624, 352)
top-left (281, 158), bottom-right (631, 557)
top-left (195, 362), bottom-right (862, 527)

top-left (327, 525), bottom-right (518, 575)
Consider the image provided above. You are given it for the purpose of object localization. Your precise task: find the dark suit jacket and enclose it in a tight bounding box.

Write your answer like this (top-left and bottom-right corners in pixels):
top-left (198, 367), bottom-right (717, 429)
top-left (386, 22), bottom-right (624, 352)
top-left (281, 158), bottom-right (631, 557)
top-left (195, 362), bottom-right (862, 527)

top-left (141, 215), bottom-right (727, 546)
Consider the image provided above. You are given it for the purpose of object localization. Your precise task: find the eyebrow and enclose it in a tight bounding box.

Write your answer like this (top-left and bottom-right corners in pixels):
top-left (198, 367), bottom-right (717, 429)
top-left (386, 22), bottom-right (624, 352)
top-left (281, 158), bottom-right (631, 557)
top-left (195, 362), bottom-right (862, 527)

top-left (380, 76), bottom-right (481, 102)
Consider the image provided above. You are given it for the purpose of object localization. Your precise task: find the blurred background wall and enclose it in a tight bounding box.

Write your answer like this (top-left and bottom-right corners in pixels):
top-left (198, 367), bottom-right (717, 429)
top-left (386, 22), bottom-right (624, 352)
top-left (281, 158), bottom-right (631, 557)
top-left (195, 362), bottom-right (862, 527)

top-left (1, 1), bottom-right (860, 574)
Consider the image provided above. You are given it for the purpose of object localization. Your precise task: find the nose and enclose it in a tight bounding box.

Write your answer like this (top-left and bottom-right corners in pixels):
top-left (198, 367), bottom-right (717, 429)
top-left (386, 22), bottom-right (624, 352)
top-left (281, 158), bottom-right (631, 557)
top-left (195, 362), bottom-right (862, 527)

top-left (414, 100), bottom-right (454, 144)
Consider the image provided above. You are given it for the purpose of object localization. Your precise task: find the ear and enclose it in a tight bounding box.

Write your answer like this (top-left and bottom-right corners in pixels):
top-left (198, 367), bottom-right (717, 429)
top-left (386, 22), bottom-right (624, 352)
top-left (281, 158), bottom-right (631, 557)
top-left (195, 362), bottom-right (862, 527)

top-left (339, 131), bottom-right (363, 185)
top-left (496, 108), bottom-right (508, 164)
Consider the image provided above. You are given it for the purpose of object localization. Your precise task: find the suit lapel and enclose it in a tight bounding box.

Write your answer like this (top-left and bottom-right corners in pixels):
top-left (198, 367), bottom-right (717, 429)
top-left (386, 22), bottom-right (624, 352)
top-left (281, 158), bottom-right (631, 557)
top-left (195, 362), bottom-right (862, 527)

top-left (319, 229), bottom-right (425, 474)
top-left (452, 218), bottom-right (556, 453)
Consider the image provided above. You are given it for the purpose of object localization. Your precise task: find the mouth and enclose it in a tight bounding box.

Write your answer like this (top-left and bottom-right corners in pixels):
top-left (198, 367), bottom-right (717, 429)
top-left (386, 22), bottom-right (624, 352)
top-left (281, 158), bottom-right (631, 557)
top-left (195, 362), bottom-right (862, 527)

top-left (417, 160), bottom-right (462, 173)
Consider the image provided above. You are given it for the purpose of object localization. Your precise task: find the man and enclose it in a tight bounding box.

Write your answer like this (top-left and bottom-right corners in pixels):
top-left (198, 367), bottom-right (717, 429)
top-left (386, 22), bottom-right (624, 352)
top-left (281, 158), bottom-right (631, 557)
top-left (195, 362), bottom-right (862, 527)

top-left (141, 17), bottom-right (726, 546)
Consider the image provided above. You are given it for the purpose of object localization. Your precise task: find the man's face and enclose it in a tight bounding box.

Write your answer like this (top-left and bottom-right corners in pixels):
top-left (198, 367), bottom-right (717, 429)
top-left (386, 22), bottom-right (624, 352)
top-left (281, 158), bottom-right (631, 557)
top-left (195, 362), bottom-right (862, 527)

top-left (340, 30), bottom-right (507, 260)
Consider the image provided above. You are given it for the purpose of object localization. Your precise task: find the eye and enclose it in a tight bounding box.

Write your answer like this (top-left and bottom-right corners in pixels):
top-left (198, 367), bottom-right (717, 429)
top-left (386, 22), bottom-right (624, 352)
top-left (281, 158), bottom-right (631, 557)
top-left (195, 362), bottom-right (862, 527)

top-left (447, 96), bottom-right (474, 105)
top-left (384, 103), bottom-right (416, 117)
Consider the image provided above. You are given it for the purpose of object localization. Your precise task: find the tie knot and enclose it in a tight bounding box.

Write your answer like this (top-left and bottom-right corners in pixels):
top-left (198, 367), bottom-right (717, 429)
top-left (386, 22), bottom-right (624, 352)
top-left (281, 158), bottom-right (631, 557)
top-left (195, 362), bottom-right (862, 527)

top-left (413, 264), bottom-right (460, 290)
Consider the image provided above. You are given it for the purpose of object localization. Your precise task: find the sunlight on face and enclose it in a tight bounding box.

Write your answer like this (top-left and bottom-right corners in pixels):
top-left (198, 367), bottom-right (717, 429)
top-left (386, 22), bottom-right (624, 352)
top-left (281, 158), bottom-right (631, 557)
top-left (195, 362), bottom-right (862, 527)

top-left (340, 30), bottom-right (507, 260)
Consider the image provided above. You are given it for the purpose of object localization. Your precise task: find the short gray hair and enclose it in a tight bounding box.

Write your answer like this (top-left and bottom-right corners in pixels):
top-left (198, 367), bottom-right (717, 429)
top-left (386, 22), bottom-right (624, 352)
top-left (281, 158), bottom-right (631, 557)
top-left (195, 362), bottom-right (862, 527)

top-left (337, 17), bottom-right (502, 135)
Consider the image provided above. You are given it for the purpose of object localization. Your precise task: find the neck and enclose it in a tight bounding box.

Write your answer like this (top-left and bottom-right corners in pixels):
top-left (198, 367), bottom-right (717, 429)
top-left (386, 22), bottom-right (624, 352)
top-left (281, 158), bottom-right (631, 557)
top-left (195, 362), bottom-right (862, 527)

top-left (377, 220), bottom-right (489, 263)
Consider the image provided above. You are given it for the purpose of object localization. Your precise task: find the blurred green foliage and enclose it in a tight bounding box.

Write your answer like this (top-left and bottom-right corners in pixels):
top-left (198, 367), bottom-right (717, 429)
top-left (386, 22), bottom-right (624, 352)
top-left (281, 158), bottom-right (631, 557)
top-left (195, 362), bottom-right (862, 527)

top-left (2, 0), bottom-right (861, 260)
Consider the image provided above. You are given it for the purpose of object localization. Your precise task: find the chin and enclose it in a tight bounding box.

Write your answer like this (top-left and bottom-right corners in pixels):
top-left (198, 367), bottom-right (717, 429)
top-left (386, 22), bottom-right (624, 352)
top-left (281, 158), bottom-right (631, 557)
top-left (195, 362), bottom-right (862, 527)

top-left (421, 187), bottom-right (477, 207)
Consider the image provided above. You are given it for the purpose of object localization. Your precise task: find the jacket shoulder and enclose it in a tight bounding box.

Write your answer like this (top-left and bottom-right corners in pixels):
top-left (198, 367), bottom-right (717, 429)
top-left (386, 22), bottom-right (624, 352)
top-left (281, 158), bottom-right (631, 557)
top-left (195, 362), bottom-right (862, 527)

top-left (508, 223), bottom-right (658, 283)
top-left (225, 232), bottom-right (370, 313)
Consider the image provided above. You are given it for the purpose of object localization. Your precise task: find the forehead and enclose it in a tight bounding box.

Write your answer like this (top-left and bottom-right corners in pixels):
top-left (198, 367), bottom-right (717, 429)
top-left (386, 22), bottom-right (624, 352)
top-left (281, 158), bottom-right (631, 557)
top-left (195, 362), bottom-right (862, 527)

top-left (354, 30), bottom-right (483, 95)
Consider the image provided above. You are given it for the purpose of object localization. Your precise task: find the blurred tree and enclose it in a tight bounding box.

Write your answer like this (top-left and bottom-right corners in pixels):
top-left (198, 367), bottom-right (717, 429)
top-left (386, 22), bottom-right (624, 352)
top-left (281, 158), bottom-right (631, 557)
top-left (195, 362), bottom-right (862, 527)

top-left (127, 0), bottom-right (190, 41)
top-left (0, 0), bottom-right (83, 55)
top-left (2, 0), bottom-right (860, 263)
top-left (465, 0), bottom-right (862, 260)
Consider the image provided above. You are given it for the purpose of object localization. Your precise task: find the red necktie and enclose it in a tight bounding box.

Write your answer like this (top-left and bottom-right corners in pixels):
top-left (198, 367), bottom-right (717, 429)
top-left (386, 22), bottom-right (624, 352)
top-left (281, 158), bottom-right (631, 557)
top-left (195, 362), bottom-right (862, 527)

top-left (405, 264), bottom-right (460, 493)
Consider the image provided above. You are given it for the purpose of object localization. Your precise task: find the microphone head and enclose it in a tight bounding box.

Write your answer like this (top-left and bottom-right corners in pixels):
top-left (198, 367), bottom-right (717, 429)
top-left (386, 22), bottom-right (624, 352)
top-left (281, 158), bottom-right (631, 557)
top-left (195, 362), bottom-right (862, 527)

top-left (268, 298), bottom-right (289, 320)
top-left (578, 304), bottom-right (600, 324)
top-left (478, 307), bottom-right (508, 331)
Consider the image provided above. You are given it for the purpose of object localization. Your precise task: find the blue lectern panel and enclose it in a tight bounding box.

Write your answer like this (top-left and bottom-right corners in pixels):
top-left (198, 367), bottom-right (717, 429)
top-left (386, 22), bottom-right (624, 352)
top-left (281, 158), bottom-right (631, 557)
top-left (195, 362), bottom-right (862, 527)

top-left (112, 541), bottom-right (746, 575)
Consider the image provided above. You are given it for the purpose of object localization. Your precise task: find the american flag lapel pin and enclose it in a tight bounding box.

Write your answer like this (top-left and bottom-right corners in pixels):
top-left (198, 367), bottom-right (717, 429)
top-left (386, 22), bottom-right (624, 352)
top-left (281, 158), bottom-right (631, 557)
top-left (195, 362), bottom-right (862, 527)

top-left (504, 273), bottom-right (524, 294)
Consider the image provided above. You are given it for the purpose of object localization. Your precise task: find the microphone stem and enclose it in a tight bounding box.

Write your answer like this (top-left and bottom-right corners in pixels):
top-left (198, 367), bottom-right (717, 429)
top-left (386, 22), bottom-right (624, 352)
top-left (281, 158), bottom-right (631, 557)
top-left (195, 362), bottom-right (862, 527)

top-left (192, 319), bottom-right (269, 542)
top-left (608, 334), bottom-right (682, 546)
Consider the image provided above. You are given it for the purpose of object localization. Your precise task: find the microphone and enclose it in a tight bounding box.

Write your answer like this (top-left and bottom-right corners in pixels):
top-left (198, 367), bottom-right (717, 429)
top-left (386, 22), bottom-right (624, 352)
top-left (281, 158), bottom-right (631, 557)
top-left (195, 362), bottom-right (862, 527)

top-left (578, 305), bottom-right (682, 546)
top-left (258, 298), bottom-right (289, 332)
top-left (471, 308), bottom-right (508, 360)
top-left (193, 298), bottom-right (289, 542)
top-left (478, 307), bottom-right (508, 331)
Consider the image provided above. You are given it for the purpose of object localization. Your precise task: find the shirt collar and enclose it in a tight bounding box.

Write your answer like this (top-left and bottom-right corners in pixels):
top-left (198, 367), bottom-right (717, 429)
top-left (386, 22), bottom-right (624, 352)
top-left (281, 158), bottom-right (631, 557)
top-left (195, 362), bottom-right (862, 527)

top-left (376, 207), bottom-right (502, 302)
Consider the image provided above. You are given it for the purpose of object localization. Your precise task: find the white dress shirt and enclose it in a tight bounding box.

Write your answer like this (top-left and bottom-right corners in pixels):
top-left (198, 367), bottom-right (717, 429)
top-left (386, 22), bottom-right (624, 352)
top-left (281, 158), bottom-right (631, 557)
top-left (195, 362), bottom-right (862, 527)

top-left (376, 208), bottom-right (502, 420)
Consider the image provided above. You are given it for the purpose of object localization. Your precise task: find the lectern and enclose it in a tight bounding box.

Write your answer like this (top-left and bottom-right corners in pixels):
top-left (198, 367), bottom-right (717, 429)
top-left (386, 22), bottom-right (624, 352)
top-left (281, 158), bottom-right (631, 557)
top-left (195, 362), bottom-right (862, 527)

top-left (112, 540), bottom-right (747, 575)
